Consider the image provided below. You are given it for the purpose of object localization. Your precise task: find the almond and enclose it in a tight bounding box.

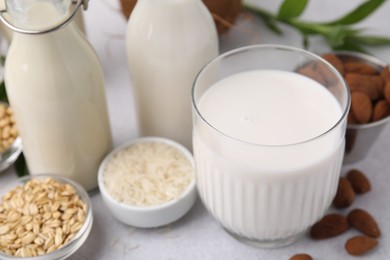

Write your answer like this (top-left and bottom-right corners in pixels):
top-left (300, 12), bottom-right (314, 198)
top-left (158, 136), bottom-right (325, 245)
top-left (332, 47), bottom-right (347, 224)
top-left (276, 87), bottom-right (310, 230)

top-left (310, 213), bottom-right (349, 239)
top-left (345, 235), bottom-right (378, 256)
top-left (333, 177), bottom-right (355, 208)
top-left (351, 92), bottom-right (372, 124)
top-left (289, 253), bottom-right (313, 260)
top-left (346, 169), bottom-right (371, 194)
top-left (347, 111), bottom-right (359, 125)
top-left (384, 82), bottom-right (390, 104)
top-left (322, 54), bottom-right (344, 75)
top-left (316, 62), bottom-right (340, 85)
top-left (380, 66), bottom-right (390, 82)
top-left (347, 209), bottom-right (381, 238)
top-left (297, 63), bottom-right (327, 86)
top-left (372, 100), bottom-right (390, 122)
top-left (344, 62), bottom-right (377, 75)
top-left (345, 73), bottom-right (383, 101)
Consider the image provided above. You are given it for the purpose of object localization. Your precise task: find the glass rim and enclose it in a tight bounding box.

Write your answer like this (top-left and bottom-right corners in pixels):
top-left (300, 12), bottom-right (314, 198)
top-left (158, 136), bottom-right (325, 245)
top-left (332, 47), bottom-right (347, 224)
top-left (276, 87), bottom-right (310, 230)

top-left (191, 44), bottom-right (351, 147)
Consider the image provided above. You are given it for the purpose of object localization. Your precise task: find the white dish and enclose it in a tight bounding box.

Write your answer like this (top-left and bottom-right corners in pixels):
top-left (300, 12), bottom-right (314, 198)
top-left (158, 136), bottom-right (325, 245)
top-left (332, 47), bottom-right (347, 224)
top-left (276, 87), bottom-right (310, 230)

top-left (98, 137), bottom-right (197, 228)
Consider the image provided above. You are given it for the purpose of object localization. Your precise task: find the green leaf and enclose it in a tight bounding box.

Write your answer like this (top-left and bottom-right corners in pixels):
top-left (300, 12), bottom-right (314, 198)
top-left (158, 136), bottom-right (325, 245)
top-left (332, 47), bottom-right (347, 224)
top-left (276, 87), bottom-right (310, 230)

top-left (277, 0), bottom-right (309, 20)
top-left (333, 40), bottom-right (369, 53)
top-left (323, 26), bottom-right (348, 48)
top-left (262, 17), bottom-right (283, 35)
top-left (15, 152), bottom-right (29, 177)
top-left (348, 35), bottom-right (390, 45)
top-left (326, 0), bottom-right (385, 25)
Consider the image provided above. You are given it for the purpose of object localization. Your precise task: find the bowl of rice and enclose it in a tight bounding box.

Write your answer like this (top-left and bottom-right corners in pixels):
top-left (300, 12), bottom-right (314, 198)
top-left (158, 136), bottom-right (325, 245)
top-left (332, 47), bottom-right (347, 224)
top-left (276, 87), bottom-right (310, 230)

top-left (97, 137), bottom-right (196, 228)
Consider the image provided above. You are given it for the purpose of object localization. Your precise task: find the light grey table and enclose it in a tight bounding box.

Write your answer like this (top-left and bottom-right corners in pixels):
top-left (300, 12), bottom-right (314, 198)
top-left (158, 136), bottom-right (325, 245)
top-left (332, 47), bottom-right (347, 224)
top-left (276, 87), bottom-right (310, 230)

top-left (1, 0), bottom-right (390, 259)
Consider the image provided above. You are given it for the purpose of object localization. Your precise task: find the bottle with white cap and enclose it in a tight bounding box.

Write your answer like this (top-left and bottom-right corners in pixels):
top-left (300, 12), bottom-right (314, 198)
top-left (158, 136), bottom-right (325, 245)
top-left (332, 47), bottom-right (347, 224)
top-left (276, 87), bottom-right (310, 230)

top-left (126, 0), bottom-right (219, 150)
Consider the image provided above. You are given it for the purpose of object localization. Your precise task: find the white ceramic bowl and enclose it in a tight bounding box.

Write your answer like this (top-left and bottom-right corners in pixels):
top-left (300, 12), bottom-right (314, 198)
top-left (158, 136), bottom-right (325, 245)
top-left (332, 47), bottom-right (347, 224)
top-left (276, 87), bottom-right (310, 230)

top-left (98, 137), bottom-right (197, 228)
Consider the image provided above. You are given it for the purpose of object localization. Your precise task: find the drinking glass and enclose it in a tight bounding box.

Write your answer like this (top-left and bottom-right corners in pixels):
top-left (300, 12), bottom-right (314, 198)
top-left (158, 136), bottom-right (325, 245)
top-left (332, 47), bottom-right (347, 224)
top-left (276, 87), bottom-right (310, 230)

top-left (192, 44), bottom-right (350, 248)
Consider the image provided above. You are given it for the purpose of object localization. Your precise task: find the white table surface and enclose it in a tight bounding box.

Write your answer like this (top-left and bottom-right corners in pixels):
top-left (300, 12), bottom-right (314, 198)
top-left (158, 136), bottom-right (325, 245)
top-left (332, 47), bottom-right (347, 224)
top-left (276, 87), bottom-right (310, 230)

top-left (1, 0), bottom-right (390, 259)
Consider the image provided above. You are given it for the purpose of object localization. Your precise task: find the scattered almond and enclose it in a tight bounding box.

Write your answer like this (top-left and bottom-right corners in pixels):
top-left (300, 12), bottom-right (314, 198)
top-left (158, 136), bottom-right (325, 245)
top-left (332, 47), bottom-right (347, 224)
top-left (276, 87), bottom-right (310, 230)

top-left (346, 169), bottom-right (371, 194)
top-left (351, 92), bottom-right (373, 124)
top-left (310, 213), bottom-right (349, 239)
top-left (289, 253), bottom-right (313, 260)
top-left (347, 209), bottom-right (381, 238)
top-left (344, 62), bottom-right (377, 75)
top-left (345, 235), bottom-right (378, 256)
top-left (372, 100), bottom-right (390, 122)
top-left (333, 177), bottom-right (355, 208)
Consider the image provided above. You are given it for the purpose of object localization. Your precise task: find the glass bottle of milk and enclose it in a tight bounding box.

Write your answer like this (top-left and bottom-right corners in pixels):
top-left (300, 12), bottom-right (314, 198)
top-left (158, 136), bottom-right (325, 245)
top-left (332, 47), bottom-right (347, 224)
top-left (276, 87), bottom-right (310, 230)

top-left (2, 0), bottom-right (112, 191)
top-left (126, 0), bottom-right (219, 150)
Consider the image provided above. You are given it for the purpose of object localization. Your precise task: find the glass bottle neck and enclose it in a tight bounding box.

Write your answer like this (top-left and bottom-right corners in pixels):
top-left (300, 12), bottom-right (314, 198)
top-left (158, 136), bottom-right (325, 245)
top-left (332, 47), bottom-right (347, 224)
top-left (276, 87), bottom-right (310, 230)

top-left (6, 0), bottom-right (73, 31)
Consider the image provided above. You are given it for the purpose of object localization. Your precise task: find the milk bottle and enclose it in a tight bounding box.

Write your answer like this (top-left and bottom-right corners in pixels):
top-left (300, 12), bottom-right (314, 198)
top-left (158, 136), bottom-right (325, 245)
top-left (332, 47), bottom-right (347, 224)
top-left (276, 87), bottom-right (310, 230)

top-left (126, 0), bottom-right (218, 150)
top-left (3, 0), bottom-right (112, 190)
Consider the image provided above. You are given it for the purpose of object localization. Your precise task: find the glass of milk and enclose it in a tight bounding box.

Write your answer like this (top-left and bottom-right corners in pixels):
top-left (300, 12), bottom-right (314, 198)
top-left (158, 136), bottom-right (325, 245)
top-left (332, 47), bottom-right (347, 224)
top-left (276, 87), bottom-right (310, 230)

top-left (192, 45), bottom-right (350, 248)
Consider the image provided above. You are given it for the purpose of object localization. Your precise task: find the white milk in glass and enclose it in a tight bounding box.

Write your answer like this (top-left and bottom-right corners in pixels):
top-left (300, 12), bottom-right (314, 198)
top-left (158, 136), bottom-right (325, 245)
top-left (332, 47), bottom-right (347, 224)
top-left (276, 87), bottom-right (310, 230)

top-left (193, 70), bottom-right (345, 241)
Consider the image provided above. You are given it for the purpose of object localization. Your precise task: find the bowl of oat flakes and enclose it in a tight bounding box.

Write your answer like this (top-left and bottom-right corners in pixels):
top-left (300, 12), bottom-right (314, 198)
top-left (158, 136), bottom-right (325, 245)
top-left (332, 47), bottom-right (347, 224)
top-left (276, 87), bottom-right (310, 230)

top-left (0, 174), bottom-right (93, 259)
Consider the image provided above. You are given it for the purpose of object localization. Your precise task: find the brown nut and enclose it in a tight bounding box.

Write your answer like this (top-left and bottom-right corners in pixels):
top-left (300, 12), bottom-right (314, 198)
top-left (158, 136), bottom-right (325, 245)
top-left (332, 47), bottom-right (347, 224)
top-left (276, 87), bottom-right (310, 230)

top-left (321, 53), bottom-right (345, 75)
top-left (345, 235), bottom-right (378, 256)
top-left (346, 169), bottom-right (371, 194)
top-left (351, 92), bottom-right (373, 124)
top-left (372, 100), bottom-right (390, 122)
top-left (344, 62), bottom-right (377, 75)
top-left (347, 111), bottom-right (359, 124)
top-left (384, 82), bottom-right (390, 104)
top-left (290, 253), bottom-right (313, 260)
top-left (345, 73), bottom-right (383, 101)
top-left (310, 213), bottom-right (349, 239)
top-left (347, 208), bottom-right (381, 238)
top-left (333, 177), bottom-right (355, 208)
top-left (380, 66), bottom-right (390, 82)
top-left (297, 63), bottom-right (327, 86)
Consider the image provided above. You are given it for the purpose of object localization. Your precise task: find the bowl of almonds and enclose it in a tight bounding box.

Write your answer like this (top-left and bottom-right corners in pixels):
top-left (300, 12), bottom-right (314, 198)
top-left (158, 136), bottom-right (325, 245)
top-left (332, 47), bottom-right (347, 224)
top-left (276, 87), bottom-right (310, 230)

top-left (321, 52), bottom-right (390, 164)
top-left (0, 102), bottom-right (22, 172)
top-left (0, 174), bottom-right (93, 259)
